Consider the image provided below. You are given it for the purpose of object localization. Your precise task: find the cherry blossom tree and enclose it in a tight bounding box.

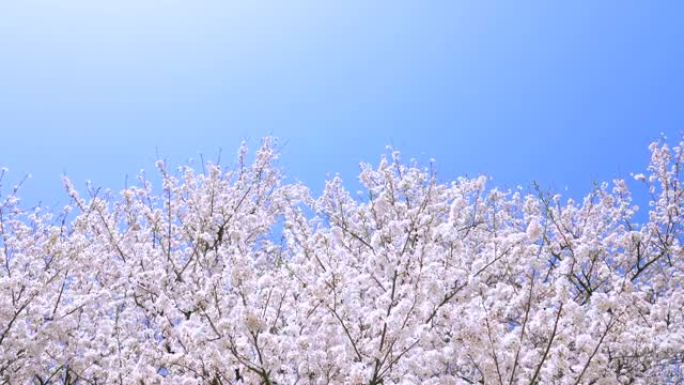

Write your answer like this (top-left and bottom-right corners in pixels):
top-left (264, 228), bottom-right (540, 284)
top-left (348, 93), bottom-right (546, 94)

top-left (1, 137), bottom-right (682, 385)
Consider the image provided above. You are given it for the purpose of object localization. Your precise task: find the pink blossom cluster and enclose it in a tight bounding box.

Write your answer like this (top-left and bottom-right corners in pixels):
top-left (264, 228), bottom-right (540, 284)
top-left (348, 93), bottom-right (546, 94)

top-left (1, 138), bottom-right (683, 384)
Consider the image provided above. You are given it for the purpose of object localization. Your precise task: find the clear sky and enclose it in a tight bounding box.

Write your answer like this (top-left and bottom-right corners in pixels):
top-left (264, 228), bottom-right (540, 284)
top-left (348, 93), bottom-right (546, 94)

top-left (0, 1), bottom-right (682, 213)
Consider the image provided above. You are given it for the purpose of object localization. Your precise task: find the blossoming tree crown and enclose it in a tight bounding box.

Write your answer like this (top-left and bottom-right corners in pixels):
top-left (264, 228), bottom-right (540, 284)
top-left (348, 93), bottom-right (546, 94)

top-left (1, 138), bottom-right (682, 385)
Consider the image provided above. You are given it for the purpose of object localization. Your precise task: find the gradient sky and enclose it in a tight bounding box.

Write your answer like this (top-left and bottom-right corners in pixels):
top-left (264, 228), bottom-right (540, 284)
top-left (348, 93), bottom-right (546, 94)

top-left (1, 1), bottom-right (683, 214)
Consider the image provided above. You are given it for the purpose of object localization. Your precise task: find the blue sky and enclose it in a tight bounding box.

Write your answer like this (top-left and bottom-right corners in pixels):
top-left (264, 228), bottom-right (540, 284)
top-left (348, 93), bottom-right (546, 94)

top-left (0, 1), bottom-right (682, 213)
